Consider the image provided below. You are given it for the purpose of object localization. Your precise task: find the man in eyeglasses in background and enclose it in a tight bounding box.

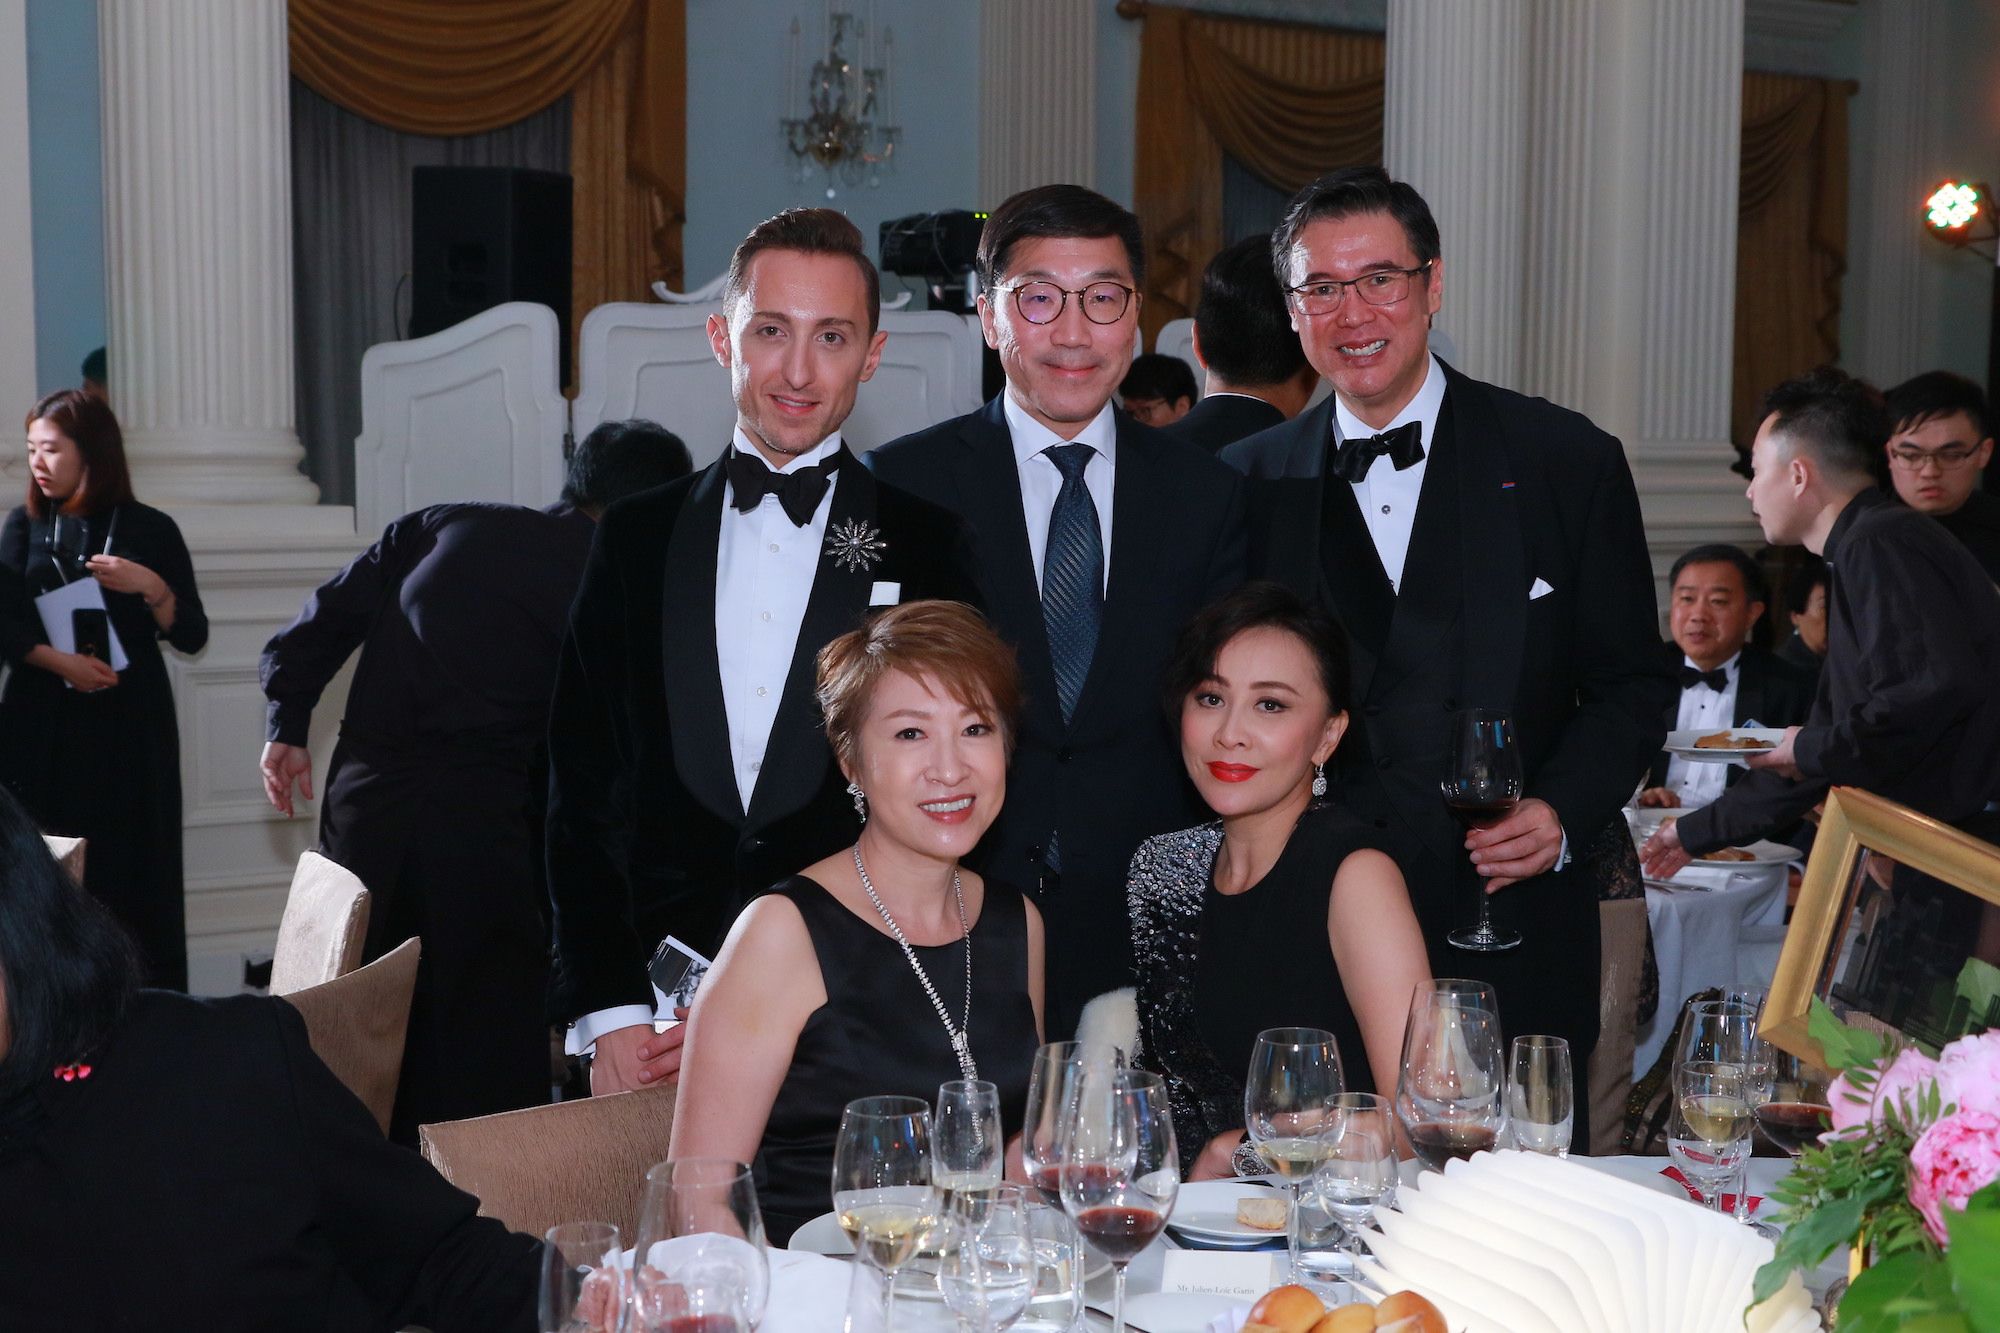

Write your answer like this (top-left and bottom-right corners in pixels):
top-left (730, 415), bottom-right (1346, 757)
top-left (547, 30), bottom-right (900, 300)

top-left (1223, 167), bottom-right (1672, 1146)
top-left (869, 184), bottom-right (1247, 1038)
top-left (1882, 371), bottom-right (1999, 586)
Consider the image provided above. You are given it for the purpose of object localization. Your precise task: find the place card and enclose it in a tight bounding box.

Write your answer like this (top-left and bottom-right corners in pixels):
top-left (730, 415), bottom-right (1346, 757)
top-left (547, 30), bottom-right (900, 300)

top-left (1158, 1251), bottom-right (1279, 1299)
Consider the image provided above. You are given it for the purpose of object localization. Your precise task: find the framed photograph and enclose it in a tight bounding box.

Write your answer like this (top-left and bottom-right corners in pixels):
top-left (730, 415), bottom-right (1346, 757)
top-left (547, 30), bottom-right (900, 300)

top-left (1764, 787), bottom-right (2000, 1069)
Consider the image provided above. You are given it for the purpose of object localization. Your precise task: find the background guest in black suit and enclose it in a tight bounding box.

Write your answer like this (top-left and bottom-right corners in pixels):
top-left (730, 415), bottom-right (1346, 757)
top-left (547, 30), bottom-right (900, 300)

top-left (548, 210), bottom-right (977, 1095)
top-left (1636, 544), bottom-right (1815, 809)
top-left (0, 786), bottom-right (539, 1332)
top-left (1118, 353), bottom-right (1198, 428)
top-left (257, 420), bottom-right (692, 1143)
top-left (1644, 368), bottom-right (2000, 875)
top-left (1774, 555), bottom-right (1829, 684)
top-left (1882, 371), bottom-right (2000, 584)
top-left (870, 185), bottom-right (1248, 1038)
top-left (1224, 169), bottom-right (1672, 1141)
top-left (1167, 235), bottom-right (1322, 454)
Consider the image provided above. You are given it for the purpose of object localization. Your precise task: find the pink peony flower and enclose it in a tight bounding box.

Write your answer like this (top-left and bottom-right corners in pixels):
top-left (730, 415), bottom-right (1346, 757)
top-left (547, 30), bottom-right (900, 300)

top-left (1826, 1047), bottom-right (1950, 1135)
top-left (1938, 1030), bottom-right (2000, 1118)
top-left (1908, 1109), bottom-right (2000, 1245)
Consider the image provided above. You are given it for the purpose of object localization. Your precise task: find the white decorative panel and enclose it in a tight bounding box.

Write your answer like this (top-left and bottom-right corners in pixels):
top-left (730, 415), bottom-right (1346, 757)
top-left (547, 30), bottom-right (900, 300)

top-left (354, 301), bottom-right (566, 535)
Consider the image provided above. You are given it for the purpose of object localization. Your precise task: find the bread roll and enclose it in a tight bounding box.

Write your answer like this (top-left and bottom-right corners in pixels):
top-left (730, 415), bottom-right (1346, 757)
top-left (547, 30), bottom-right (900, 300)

top-left (1246, 1284), bottom-right (1324, 1333)
top-left (1235, 1197), bottom-right (1288, 1231)
top-left (1373, 1290), bottom-right (1448, 1333)
top-left (1309, 1305), bottom-right (1378, 1333)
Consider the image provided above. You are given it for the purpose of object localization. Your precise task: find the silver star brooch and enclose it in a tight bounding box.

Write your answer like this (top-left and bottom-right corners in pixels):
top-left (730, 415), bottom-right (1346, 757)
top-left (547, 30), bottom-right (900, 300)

top-left (824, 517), bottom-right (888, 573)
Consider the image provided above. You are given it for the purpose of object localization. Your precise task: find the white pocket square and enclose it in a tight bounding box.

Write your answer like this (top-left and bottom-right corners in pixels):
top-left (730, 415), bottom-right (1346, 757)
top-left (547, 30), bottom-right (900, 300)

top-left (869, 581), bottom-right (901, 606)
top-left (1529, 577), bottom-right (1555, 601)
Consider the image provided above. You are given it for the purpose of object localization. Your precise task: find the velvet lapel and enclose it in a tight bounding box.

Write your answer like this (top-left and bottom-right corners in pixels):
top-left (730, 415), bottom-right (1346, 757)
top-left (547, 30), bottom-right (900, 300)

top-left (954, 398), bottom-right (1062, 730)
top-left (745, 448), bottom-right (876, 828)
top-left (1439, 371), bottom-right (1526, 708)
top-left (661, 460), bottom-right (743, 823)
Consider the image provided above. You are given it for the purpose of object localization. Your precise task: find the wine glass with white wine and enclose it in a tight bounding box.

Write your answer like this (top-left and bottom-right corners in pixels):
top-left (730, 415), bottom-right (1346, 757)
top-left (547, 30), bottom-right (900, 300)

top-left (833, 1095), bottom-right (936, 1333)
top-left (1244, 1027), bottom-right (1344, 1282)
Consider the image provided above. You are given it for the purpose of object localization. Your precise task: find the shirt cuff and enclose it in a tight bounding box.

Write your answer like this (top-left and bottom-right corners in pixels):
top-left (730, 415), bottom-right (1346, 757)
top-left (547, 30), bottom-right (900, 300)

top-left (565, 1005), bottom-right (658, 1056)
top-left (1555, 828), bottom-right (1571, 873)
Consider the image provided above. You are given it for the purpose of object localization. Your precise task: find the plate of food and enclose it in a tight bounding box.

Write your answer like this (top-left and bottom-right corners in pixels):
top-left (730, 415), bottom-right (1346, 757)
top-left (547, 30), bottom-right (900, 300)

top-left (1164, 1180), bottom-right (1290, 1244)
top-left (1689, 838), bottom-right (1801, 868)
top-left (1662, 728), bottom-right (1787, 762)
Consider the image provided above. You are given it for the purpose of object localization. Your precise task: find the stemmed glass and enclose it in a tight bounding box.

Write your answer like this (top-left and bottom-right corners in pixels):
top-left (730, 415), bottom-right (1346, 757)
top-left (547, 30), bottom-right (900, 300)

top-left (630, 1158), bottom-right (769, 1333)
top-left (1304, 1092), bottom-right (1398, 1282)
top-left (540, 1221), bottom-right (626, 1333)
top-left (1061, 1067), bottom-right (1179, 1333)
top-left (1669, 1061), bottom-right (1752, 1213)
top-left (1396, 988), bottom-right (1507, 1171)
top-left (1506, 1035), bottom-right (1574, 1157)
top-left (1244, 1027), bottom-right (1345, 1282)
top-left (833, 1095), bottom-right (936, 1333)
top-left (1752, 1047), bottom-right (1832, 1159)
top-left (1441, 708), bottom-right (1524, 952)
top-left (1023, 1041), bottom-right (1122, 1206)
top-left (937, 1183), bottom-right (1037, 1333)
top-left (936, 1080), bottom-right (1006, 1211)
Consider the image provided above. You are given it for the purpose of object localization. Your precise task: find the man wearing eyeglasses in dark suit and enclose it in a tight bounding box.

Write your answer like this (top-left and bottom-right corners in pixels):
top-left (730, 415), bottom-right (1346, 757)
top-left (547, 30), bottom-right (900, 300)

top-left (1222, 168), bottom-right (1672, 1145)
top-left (1882, 371), bottom-right (2000, 585)
top-left (869, 185), bottom-right (1248, 1040)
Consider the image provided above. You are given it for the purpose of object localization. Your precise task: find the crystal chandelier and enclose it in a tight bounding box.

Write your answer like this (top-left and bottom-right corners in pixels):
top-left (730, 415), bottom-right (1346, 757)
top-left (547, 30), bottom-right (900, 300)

top-left (781, 8), bottom-right (900, 199)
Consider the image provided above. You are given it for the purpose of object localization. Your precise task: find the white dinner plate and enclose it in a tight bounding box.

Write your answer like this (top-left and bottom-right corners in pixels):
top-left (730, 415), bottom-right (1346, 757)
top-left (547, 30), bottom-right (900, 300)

top-left (1662, 728), bottom-right (1787, 762)
top-left (785, 1210), bottom-right (1112, 1282)
top-left (1689, 839), bottom-right (1801, 868)
top-left (1163, 1180), bottom-right (1288, 1243)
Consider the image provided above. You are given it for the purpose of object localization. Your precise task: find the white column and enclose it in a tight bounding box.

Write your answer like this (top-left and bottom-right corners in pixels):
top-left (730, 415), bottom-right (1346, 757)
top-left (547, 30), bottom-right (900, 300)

top-left (98, 0), bottom-right (318, 505)
top-left (1383, 0), bottom-right (1531, 389)
top-left (978, 0), bottom-right (1098, 202)
top-left (0, 0), bottom-right (36, 460)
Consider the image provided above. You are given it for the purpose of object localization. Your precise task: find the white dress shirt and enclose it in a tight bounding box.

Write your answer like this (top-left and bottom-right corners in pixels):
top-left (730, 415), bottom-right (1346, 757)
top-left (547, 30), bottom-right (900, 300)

top-left (1004, 393), bottom-right (1116, 593)
top-left (1662, 651), bottom-right (1741, 808)
top-left (568, 428), bottom-right (843, 1056)
top-left (1336, 353), bottom-right (1447, 592)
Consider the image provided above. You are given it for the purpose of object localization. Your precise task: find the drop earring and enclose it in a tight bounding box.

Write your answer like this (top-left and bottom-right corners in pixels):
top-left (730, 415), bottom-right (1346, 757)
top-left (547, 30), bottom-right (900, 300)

top-left (847, 781), bottom-right (867, 822)
top-left (1311, 763), bottom-right (1328, 798)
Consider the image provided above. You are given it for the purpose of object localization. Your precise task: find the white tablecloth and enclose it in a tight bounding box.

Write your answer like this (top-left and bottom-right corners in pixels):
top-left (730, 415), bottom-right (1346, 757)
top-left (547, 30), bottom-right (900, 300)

top-left (1635, 862), bottom-right (1791, 1079)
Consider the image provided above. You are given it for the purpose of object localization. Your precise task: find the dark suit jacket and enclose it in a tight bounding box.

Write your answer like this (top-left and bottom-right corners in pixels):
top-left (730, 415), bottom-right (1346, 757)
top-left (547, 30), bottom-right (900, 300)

top-left (544, 451), bottom-right (978, 1023)
top-left (869, 398), bottom-right (1248, 1035)
top-left (1222, 361), bottom-right (1673, 1063)
top-left (1166, 393), bottom-right (1288, 455)
top-left (0, 992), bottom-right (538, 1332)
top-left (1645, 644), bottom-right (1816, 789)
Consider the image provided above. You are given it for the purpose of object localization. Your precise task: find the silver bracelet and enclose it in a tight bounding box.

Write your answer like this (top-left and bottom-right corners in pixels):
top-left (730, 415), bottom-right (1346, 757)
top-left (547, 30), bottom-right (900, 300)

top-left (1230, 1139), bottom-right (1268, 1178)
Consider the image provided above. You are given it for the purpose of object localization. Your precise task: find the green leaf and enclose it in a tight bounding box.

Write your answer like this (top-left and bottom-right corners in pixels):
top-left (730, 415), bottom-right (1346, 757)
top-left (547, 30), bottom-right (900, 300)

top-left (1812, 996), bottom-right (1890, 1071)
top-left (1757, 1192), bottom-right (1866, 1305)
top-left (1953, 957), bottom-right (2000, 1022)
top-left (1839, 1250), bottom-right (1960, 1332)
top-left (1946, 1189), bottom-right (2000, 1333)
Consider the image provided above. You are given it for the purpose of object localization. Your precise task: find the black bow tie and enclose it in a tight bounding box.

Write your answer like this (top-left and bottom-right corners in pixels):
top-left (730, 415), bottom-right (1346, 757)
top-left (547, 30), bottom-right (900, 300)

top-left (1330, 420), bottom-right (1426, 484)
top-left (725, 447), bottom-right (842, 526)
top-left (1680, 665), bottom-right (1729, 692)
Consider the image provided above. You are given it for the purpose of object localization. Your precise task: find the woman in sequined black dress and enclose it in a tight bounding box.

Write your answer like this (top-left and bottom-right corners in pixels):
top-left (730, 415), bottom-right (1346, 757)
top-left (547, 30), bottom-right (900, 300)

top-left (1129, 583), bottom-right (1430, 1178)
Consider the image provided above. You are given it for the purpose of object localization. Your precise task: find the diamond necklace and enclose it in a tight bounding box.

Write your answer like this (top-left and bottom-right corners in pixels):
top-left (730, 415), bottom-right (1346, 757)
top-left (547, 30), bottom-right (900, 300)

top-left (851, 844), bottom-right (977, 1081)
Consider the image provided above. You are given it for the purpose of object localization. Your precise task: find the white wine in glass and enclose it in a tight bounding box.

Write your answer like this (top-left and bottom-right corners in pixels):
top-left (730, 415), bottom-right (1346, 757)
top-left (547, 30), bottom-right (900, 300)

top-left (833, 1095), bottom-right (936, 1332)
top-left (1244, 1027), bottom-right (1344, 1284)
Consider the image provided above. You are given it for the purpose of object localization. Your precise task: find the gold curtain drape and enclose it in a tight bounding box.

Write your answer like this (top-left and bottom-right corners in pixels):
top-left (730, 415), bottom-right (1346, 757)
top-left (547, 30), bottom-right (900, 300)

top-left (1732, 72), bottom-right (1852, 449)
top-left (289, 0), bottom-right (686, 351)
top-left (1132, 6), bottom-right (1383, 342)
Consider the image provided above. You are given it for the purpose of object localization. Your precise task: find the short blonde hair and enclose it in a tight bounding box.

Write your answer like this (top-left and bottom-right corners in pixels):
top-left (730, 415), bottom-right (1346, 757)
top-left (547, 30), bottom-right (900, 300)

top-left (816, 601), bottom-right (1024, 769)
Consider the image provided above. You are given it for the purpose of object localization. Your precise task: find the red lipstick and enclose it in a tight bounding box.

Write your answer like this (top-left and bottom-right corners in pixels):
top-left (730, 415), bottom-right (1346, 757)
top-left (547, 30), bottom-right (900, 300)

top-left (1207, 762), bottom-right (1258, 783)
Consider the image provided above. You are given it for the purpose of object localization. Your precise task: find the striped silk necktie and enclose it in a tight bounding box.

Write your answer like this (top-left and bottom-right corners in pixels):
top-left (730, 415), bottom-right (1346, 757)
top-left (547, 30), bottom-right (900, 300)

top-left (1041, 443), bottom-right (1103, 723)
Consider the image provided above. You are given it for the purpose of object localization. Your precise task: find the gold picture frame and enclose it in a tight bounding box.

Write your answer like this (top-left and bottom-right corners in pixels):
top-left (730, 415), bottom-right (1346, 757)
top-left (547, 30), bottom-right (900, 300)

top-left (1763, 787), bottom-right (2000, 1069)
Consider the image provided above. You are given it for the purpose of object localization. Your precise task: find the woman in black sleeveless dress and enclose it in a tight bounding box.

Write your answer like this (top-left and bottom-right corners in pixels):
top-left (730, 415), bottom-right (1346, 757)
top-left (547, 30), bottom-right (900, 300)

top-left (669, 602), bottom-right (1043, 1242)
top-left (1129, 584), bottom-right (1431, 1178)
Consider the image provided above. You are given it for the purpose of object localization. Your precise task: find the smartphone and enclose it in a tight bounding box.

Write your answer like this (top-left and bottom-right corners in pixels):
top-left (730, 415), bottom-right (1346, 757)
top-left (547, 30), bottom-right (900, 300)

top-left (72, 608), bottom-right (111, 663)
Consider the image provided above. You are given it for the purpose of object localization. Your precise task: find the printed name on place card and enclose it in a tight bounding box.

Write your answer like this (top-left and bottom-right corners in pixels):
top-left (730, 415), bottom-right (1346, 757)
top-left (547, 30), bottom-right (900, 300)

top-left (1158, 1251), bottom-right (1279, 1299)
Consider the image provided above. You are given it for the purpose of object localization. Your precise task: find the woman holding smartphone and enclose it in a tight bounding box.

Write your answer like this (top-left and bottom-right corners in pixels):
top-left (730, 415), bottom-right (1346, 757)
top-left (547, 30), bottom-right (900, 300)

top-left (1, 388), bottom-right (208, 988)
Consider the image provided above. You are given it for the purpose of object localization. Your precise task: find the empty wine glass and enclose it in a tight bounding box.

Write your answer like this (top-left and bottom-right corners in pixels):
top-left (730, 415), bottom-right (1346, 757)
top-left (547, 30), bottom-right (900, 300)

top-left (833, 1096), bottom-right (936, 1333)
top-left (937, 1183), bottom-right (1036, 1333)
top-left (1670, 1060), bottom-right (1752, 1212)
top-left (1244, 1027), bottom-right (1344, 1282)
top-left (1506, 1035), bottom-right (1574, 1157)
top-left (630, 1159), bottom-right (768, 1333)
top-left (936, 1080), bottom-right (1005, 1212)
top-left (1396, 992), bottom-right (1506, 1172)
top-left (1440, 708), bottom-right (1524, 952)
top-left (540, 1221), bottom-right (626, 1333)
top-left (1061, 1067), bottom-right (1178, 1333)
top-left (1300, 1092), bottom-right (1397, 1285)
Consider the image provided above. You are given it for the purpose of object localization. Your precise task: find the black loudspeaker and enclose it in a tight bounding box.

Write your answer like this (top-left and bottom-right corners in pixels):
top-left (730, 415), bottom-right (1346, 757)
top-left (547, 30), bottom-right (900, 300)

top-left (410, 166), bottom-right (573, 383)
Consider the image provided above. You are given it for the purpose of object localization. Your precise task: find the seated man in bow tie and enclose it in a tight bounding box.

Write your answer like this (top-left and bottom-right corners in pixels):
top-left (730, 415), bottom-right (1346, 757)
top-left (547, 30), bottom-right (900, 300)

top-left (1636, 544), bottom-right (1815, 810)
top-left (545, 208), bottom-right (978, 1095)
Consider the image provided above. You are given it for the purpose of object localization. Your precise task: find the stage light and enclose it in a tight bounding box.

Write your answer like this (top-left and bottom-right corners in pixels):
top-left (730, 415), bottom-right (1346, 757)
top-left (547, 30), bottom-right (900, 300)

top-left (1927, 181), bottom-right (1982, 232)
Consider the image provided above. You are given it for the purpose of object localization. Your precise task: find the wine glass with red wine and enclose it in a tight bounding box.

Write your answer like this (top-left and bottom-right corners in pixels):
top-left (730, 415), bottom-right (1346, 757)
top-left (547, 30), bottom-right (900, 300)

top-left (1753, 1048), bottom-right (1831, 1157)
top-left (1440, 708), bottom-right (1524, 952)
top-left (1061, 1067), bottom-right (1178, 1333)
top-left (1022, 1041), bottom-right (1121, 1207)
top-left (1395, 991), bottom-right (1506, 1172)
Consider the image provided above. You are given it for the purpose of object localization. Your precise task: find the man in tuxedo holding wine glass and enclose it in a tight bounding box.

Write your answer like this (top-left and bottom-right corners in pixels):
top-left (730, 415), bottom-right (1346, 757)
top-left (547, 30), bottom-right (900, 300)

top-left (1223, 168), bottom-right (1673, 1144)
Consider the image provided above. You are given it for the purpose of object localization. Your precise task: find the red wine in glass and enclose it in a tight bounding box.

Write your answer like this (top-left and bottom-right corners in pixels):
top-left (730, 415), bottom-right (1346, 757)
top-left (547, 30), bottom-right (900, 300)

top-left (1073, 1204), bottom-right (1169, 1263)
top-left (1027, 1164), bottom-right (1064, 1206)
top-left (1446, 795), bottom-right (1519, 829)
top-left (1406, 1121), bottom-right (1498, 1171)
top-left (1754, 1101), bottom-right (1831, 1155)
top-left (1441, 708), bottom-right (1524, 952)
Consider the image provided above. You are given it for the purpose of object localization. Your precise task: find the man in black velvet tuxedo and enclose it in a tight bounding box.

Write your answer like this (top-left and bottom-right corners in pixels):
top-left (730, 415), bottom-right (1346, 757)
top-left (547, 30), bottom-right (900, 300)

top-left (1223, 168), bottom-right (1673, 1137)
top-left (1168, 235), bottom-right (1322, 455)
top-left (546, 209), bottom-right (976, 1094)
top-left (869, 185), bottom-right (1247, 1039)
top-left (1636, 544), bottom-right (1815, 809)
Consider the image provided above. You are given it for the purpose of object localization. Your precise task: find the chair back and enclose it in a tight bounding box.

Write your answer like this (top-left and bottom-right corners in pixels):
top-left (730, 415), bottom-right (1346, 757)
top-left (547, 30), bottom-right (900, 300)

top-left (270, 850), bottom-right (370, 995)
top-left (1589, 897), bottom-right (1650, 1156)
top-left (41, 834), bottom-right (86, 882)
top-left (281, 936), bottom-right (421, 1134)
top-left (420, 1086), bottom-right (678, 1238)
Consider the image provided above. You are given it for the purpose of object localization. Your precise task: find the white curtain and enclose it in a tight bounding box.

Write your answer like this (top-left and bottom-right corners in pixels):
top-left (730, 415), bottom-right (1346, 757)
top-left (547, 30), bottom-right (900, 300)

top-left (289, 80), bottom-right (569, 505)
